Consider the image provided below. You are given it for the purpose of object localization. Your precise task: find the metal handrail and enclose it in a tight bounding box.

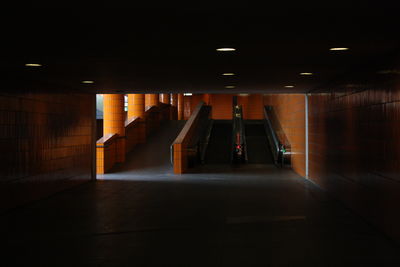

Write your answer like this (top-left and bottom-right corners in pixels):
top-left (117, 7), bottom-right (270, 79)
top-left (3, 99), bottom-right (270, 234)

top-left (263, 106), bottom-right (290, 167)
top-left (232, 105), bottom-right (247, 163)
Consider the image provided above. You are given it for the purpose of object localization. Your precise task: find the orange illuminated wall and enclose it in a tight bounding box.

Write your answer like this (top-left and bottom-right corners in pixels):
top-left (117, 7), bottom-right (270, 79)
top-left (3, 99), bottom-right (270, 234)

top-left (210, 94), bottom-right (233, 119)
top-left (183, 94), bottom-right (264, 120)
top-left (183, 96), bottom-right (192, 120)
top-left (0, 93), bottom-right (95, 212)
top-left (263, 94), bottom-right (306, 177)
top-left (190, 94), bottom-right (204, 113)
top-left (237, 94), bottom-right (264, 119)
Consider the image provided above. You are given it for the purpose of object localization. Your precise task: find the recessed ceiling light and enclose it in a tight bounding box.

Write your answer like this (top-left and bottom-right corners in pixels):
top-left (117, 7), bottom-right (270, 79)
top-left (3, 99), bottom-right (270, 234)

top-left (377, 69), bottom-right (400, 75)
top-left (330, 47), bottom-right (349, 51)
top-left (216, 48), bottom-right (236, 52)
top-left (25, 63), bottom-right (42, 67)
top-left (225, 85), bottom-right (236, 89)
top-left (222, 73), bottom-right (235, 76)
top-left (284, 85), bottom-right (294, 88)
top-left (300, 72), bottom-right (313, 76)
top-left (183, 93), bottom-right (193, 96)
top-left (82, 80), bottom-right (94, 84)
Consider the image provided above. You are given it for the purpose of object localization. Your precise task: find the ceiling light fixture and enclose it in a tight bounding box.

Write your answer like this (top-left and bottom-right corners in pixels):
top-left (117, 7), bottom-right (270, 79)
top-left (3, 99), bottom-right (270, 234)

top-left (25, 63), bottom-right (42, 67)
top-left (216, 48), bottom-right (236, 52)
top-left (284, 85), bottom-right (294, 88)
top-left (82, 80), bottom-right (94, 84)
top-left (329, 47), bottom-right (349, 51)
top-left (225, 85), bottom-right (236, 89)
top-left (222, 73), bottom-right (235, 76)
top-left (300, 72), bottom-right (313, 76)
top-left (183, 93), bottom-right (193, 96)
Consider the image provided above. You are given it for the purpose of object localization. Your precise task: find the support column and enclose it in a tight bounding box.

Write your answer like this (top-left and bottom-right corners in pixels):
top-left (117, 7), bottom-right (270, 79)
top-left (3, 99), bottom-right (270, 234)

top-left (145, 94), bottom-right (159, 109)
top-left (159, 94), bottom-right (170, 104)
top-left (103, 94), bottom-right (125, 163)
top-left (171, 94), bottom-right (178, 107)
top-left (127, 94), bottom-right (145, 119)
top-left (177, 93), bottom-right (184, 120)
top-left (170, 94), bottom-right (178, 120)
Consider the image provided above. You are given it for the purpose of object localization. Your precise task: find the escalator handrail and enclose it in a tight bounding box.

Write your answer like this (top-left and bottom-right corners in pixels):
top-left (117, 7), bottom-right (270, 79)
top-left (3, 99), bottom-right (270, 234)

top-left (200, 119), bottom-right (214, 164)
top-left (263, 106), bottom-right (282, 164)
top-left (232, 105), bottom-right (247, 162)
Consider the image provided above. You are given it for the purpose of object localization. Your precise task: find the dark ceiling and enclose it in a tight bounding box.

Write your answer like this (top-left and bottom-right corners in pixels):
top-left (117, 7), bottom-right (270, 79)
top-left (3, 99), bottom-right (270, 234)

top-left (1, 5), bottom-right (399, 94)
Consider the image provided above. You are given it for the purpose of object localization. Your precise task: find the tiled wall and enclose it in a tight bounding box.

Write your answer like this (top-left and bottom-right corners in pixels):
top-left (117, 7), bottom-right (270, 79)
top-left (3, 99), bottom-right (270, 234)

top-left (210, 94), bottom-right (233, 120)
top-left (0, 93), bottom-right (95, 212)
top-left (237, 94), bottom-right (264, 119)
top-left (308, 82), bottom-right (400, 241)
top-left (263, 94), bottom-right (306, 177)
top-left (185, 94), bottom-right (265, 120)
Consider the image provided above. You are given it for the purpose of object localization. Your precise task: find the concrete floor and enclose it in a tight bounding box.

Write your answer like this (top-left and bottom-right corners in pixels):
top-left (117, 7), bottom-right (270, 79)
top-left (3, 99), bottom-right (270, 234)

top-left (2, 121), bottom-right (400, 266)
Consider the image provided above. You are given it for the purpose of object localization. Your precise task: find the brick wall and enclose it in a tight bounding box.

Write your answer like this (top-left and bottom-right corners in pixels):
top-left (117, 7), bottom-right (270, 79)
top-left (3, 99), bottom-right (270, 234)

top-left (0, 93), bottom-right (95, 212)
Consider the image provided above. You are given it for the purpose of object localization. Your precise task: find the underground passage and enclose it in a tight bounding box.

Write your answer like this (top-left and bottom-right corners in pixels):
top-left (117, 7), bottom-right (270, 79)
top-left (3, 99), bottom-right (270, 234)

top-left (1, 5), bottom-right (400, 266)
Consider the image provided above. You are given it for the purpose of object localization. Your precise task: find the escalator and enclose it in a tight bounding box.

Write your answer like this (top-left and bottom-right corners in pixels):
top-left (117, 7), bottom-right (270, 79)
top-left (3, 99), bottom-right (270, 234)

top-left (204, 120), bottom-right (233, 164)
top-left (178, 104), bottom-right (290, 169)
top-left (245, 121), bottom-right (274, 164)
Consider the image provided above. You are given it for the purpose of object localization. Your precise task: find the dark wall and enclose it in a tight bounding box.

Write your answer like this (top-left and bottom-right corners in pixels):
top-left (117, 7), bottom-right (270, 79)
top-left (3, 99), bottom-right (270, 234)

top-left (0, 93), bottom-right (95, 212)
top-left (309, 78), bottom-right (400, 241)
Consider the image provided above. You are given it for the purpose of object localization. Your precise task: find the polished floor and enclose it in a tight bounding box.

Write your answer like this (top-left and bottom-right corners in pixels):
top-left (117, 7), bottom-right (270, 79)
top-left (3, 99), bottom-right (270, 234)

top-left (2, 121), bottom-right (400, 266)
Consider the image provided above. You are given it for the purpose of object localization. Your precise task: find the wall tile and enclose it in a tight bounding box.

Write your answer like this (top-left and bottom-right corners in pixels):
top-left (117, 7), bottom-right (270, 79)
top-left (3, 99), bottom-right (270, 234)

top-left (0, 93), bottom-right (95, 212)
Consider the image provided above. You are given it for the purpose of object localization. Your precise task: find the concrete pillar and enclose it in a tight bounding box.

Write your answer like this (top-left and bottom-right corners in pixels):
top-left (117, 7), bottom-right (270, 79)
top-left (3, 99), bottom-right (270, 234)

top-left (177, 93), bottom-right (184, 120)
top-left (103, 94), bottom-right (125, 162)
top-left (159, 93), bottom-right (170, 104)
top-left (127, 94), bottom-right (145, 119)
top-left (145, 94), bottom-right (159, 109)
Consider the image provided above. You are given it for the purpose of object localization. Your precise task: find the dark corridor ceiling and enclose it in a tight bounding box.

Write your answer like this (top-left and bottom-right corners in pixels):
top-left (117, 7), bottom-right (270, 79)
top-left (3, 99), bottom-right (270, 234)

top-left (1, 5), bottom-right (399, 94)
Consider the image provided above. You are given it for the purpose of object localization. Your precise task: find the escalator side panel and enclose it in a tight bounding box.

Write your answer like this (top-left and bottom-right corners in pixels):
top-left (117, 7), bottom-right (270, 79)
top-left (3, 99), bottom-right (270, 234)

top-left (204, 121), bottom-right (233, 164)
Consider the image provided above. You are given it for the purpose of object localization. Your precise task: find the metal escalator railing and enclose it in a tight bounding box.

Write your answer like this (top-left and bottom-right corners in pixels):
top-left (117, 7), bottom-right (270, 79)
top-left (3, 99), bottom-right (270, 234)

top-left (200, 119), bottom-right (214, 164)
top-left (263, 106), bottom-right (291, 167)
top-left (231, 105), bottom-right (247, 163)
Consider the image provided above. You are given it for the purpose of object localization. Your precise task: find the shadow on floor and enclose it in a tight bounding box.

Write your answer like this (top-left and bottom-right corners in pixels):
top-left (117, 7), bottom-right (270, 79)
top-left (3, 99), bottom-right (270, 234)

top-left (2, 121), bottom-right (400, 266)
